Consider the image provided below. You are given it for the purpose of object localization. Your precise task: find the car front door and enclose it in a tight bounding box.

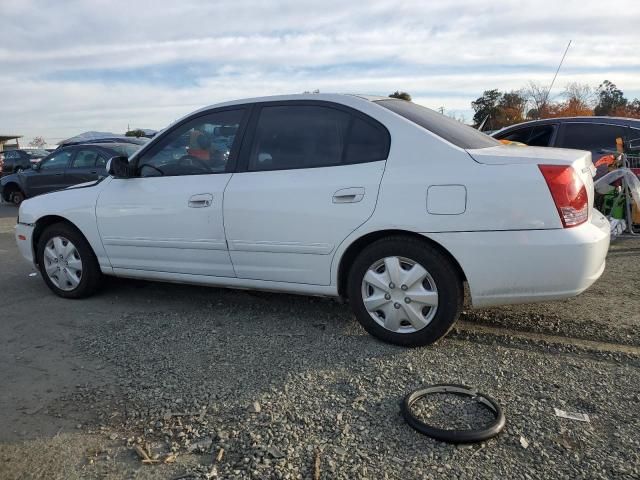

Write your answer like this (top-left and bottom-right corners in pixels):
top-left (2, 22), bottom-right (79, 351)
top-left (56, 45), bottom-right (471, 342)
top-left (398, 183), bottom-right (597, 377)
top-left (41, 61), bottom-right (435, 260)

top-left (223, 102), bottom-right (390, 285)
top-left (25, 149), bottom-right (73, 196)
top-left (96, 108), bottom-right (248, 277)
top-left (555, 122), bottom-right (629, 159)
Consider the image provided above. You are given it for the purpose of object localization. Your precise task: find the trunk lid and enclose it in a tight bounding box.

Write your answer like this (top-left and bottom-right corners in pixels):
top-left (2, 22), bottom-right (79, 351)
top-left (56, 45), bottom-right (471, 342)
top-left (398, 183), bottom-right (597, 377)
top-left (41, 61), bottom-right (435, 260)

top-left (467, 145), bottom-right (596, 221)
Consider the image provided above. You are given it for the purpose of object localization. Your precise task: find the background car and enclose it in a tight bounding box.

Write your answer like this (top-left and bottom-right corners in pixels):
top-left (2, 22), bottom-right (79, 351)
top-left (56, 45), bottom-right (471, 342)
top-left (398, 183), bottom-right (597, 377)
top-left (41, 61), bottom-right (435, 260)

top-left (0, 148), bottom-right (49, 175)
top-left (492, 117), bottom-right (640, 162)
top-left (15, 94), bottom-right (609, 347)
top-left (1, 143), bottom-right (139, 205)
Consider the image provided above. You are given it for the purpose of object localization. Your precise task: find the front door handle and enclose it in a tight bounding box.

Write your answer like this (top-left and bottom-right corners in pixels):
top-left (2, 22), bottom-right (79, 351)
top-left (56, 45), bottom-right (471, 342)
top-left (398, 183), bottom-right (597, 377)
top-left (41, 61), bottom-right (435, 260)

top-left (188, 193), bottom-right (213, 208)
top-left (333, 187), bottom-right (365, 203)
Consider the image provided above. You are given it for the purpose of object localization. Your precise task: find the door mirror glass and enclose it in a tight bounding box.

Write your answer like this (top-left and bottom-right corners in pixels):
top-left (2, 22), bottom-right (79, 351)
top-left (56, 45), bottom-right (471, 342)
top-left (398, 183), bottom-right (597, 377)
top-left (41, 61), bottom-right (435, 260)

top-left (107, 156), bottom-right (132, 178)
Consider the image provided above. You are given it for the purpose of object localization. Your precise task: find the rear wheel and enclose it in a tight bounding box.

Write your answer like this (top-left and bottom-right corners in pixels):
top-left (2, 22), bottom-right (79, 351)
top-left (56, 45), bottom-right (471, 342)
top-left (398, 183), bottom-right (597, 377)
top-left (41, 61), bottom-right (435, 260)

top-left (347, 236), bottom-right (463, 346)
top-left (11, 189), bottom-right (24, 205)
top-left (36, 223), bottom-right (102, 298)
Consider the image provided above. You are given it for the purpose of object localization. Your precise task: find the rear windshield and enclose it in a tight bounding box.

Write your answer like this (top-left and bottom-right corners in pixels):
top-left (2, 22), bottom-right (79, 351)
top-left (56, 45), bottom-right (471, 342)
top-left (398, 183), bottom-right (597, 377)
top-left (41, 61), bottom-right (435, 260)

top-left (375, 99), bottom-right (500, 149)
top-left (25, 149), bottom-right (49, 158)
top-left (108, 144), bottom-right (141, 157)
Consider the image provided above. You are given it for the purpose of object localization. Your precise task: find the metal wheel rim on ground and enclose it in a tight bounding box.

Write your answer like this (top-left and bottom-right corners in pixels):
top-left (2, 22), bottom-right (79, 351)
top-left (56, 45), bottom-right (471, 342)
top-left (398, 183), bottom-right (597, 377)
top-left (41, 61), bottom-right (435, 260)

top-left (43, 236), bottom-right (83, 291)
top-left (361, 256), bottom-right (438, 334)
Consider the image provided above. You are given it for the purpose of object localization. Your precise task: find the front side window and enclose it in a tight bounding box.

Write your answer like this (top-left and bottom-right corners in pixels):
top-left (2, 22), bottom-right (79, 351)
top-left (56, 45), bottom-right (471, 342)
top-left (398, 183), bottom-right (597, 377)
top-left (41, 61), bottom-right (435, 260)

top-left (497, 127), bottom-right (533, 144)
top-left (248, 105), bottom-right (389, 171)
top-left (559, 123), bottom-right (628, 152)
top-left (527, 125), bottom-right (556, 147)
top-left (137, 109), bottom-right (244, 177)
top-left (40, 150), bottom-right (72, 170)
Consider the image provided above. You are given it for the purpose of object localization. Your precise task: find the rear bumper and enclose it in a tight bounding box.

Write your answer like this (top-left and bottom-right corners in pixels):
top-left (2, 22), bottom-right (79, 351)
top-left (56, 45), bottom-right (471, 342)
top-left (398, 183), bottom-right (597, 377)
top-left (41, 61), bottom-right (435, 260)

top-left (427, 211), bottom-right (610, 307)
top-left (15, 223), bottom-right (36, 265)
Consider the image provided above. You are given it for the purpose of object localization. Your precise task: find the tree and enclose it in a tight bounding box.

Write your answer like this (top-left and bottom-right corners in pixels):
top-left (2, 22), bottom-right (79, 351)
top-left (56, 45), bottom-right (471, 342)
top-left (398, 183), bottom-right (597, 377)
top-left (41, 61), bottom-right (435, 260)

top-left (594, 80), bottom-right (627, 116)
top-left (389, 91), bottom-right (412, 101)
top-left (524, 81), bottom-right (550, 119)
top-left (497, 91), bottom-right (526, 126)
top-left (542, 82), bottom-right (595, 118)
top-left (623, 98), bottom-right (640, 119)
top-left (29, 136), bottom-right (46, 148)
top-left (125, 129), bottom-right (146, 138)
top-left (471, 89), bottom-right (502, 129)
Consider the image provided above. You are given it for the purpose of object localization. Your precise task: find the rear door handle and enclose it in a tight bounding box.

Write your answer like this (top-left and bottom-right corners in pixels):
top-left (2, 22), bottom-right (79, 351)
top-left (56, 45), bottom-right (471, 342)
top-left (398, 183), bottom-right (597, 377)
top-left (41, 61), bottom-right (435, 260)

top-left (333, 187), bottom-right (365, 203)
top-left (188, 193), bottom-right (213, 208)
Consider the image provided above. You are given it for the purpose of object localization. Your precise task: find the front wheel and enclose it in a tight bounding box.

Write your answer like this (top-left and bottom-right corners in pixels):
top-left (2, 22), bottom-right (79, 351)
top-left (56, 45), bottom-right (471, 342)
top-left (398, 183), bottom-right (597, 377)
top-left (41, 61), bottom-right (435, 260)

top-left (37, 223), bottom-right (102, 298)
top-left (347, 236), bottom-right (463, 347)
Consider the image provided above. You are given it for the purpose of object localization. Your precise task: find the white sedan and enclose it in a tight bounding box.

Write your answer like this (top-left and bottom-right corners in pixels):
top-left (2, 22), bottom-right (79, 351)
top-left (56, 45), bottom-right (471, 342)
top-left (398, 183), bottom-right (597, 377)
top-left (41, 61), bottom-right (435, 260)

top-left (15, 94), bottom-right (610, 346)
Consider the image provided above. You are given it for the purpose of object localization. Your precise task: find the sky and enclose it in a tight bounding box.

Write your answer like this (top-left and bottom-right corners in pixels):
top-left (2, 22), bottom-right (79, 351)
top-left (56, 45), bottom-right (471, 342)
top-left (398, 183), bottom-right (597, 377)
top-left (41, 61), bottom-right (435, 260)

top-left (1, 0), bottom-right (639, 146)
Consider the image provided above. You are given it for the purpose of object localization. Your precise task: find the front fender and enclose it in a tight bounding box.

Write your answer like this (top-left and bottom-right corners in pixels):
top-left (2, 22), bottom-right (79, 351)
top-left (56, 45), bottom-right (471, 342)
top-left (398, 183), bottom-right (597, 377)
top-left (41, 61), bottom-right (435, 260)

top-left (18, 179), bottom-right (113, 272)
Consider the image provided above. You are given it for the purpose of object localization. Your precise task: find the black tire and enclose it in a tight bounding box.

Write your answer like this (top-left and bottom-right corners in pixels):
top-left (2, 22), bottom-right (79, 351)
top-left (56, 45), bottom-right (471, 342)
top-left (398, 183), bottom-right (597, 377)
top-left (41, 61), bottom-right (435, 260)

top-left (36, 222), bottom-right (102, 299)
top-left (11, 189), bottom-right (25, 206)
top-left (347, 236), bottom-right (463, 347)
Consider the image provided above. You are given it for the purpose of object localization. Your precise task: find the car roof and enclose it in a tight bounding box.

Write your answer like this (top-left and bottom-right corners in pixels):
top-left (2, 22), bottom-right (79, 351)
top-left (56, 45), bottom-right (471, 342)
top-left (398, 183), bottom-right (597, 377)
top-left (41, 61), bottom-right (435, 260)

top-left (79, 142), bottom-right (134, 149)
top-left (183, 93), bottom-right (374, 118)
top-left (495, 116), bottom-right (640, 134)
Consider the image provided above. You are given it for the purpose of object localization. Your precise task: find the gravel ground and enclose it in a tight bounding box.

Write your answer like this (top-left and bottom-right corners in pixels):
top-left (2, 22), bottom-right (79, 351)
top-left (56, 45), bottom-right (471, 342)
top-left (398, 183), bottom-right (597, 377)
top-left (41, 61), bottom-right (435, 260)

top-left (1, 202), bottom-right (640, 479)
top-left (15, 303), bottom-right (635, 480)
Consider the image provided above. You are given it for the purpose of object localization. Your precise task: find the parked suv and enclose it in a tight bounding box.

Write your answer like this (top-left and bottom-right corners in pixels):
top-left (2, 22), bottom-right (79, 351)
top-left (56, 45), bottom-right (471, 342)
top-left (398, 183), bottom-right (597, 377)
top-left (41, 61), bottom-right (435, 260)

top-left (0, 149), bottom-right (49, 175)
top-left (492, 117), bottom-right (640, 161)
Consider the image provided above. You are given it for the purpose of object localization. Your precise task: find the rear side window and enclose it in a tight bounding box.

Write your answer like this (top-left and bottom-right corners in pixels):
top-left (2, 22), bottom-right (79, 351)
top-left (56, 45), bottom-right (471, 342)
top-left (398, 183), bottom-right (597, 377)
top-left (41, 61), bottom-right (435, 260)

top-left (71, 149), bottom-right (99, 168)
top-left (376, 99), bottom-right (500, 149)
top-left (558, 123), bottom-right (628, 152)
top-left (345, 117), bottom-right (389, 164)
top-left (248, 105), bottom-right (389, 171)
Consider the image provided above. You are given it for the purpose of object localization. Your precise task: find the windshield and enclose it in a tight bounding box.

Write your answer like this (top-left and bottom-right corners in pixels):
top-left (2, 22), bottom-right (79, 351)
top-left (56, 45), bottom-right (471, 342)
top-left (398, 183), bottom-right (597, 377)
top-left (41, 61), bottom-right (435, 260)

top-left (375, 99), bottom-right (500, 149)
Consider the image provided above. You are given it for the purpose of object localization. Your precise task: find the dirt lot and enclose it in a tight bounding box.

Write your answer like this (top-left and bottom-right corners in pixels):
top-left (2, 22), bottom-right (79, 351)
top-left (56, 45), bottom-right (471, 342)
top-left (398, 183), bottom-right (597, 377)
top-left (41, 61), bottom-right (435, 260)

top-left (1, 201), bottom-right (639, 480)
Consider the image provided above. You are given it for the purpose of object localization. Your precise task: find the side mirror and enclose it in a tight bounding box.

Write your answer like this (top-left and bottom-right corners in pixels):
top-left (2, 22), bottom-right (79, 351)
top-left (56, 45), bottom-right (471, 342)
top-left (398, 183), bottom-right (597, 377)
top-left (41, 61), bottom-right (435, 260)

top-left (106, 156), bottom-right (132, 178)
top-left (32, 162), bottom-right (40, 171)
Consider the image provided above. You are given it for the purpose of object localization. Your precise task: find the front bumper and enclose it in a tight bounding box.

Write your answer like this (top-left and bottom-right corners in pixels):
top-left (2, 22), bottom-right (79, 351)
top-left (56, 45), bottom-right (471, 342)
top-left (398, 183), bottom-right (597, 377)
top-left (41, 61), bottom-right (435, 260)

top-left (15, 222), bottom-right (36, 265)
top-left (427, 211), bottom-right (611, 307)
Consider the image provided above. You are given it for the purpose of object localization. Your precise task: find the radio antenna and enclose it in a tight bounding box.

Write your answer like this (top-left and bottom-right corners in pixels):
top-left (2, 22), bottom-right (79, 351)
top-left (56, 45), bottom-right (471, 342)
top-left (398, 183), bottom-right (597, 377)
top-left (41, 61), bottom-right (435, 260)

top-left (543, 40), bottom-right (572, 108)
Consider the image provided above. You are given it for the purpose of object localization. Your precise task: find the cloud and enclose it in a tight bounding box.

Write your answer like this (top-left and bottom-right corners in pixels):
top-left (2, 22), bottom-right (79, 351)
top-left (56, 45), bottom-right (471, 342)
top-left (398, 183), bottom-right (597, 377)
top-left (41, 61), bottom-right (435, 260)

top-left (1, 0), bottom-right (639, 144)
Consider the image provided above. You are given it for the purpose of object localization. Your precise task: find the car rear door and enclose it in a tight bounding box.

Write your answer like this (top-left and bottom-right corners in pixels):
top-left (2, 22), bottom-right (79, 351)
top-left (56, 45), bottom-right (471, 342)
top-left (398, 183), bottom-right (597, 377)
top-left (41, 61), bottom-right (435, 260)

top-left (223, 101), bottom-right (390, 285)
top-left (25, 149), bottom-right (73, 196)
top-left (64, 147), bottom-right (101, 185)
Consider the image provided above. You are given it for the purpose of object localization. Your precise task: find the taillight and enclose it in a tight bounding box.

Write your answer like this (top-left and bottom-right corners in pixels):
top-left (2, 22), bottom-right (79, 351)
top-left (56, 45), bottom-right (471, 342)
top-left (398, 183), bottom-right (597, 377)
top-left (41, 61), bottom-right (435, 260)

top-left (539, 165), bottom-right (588, 228)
